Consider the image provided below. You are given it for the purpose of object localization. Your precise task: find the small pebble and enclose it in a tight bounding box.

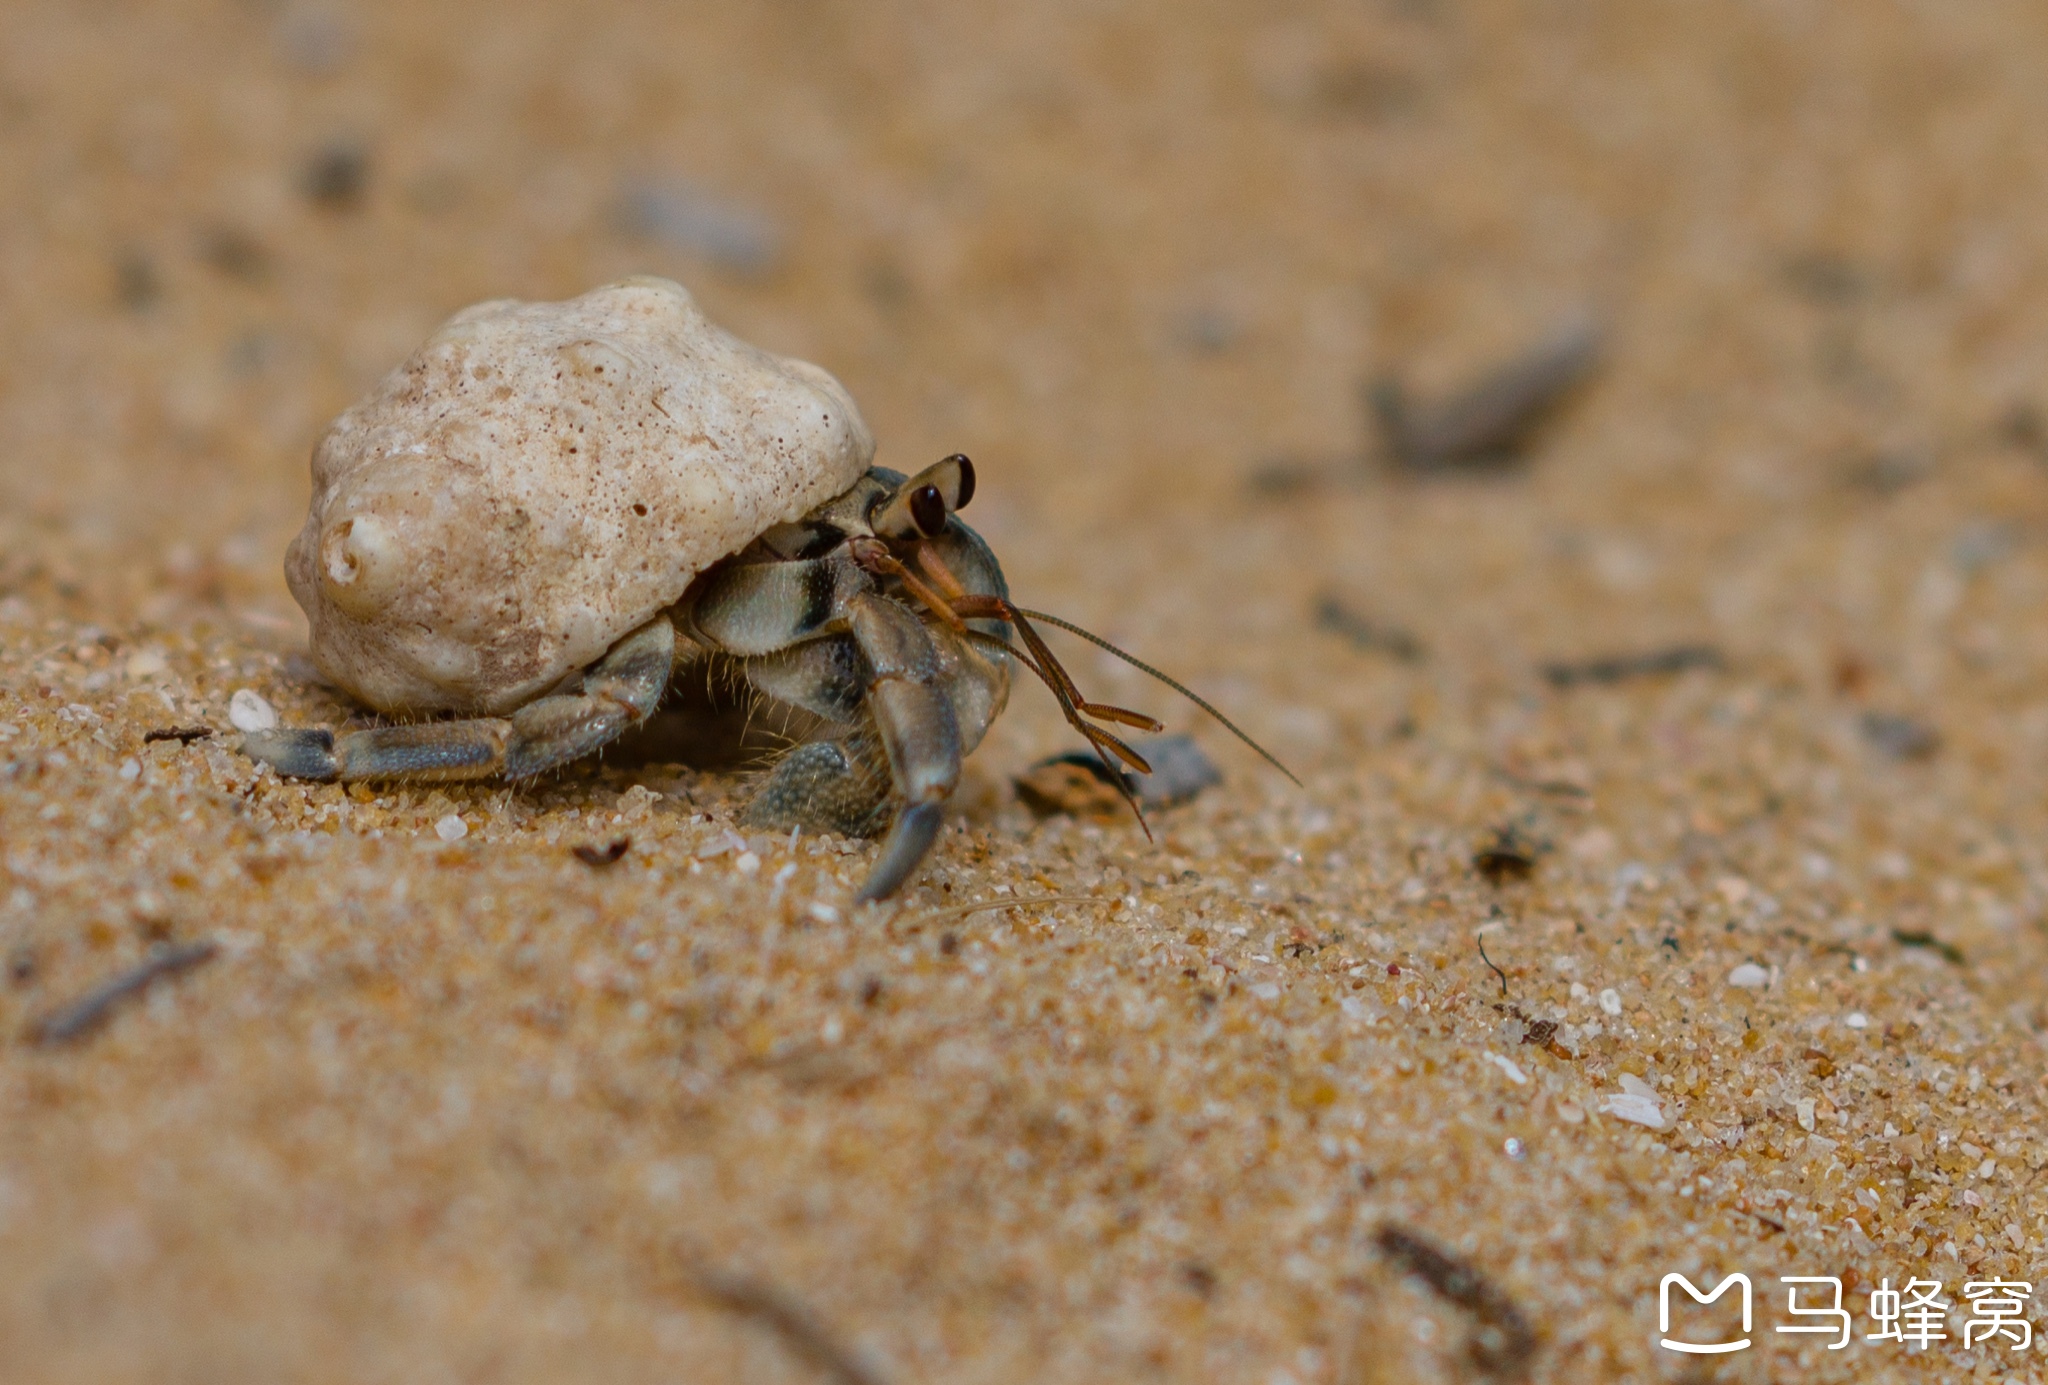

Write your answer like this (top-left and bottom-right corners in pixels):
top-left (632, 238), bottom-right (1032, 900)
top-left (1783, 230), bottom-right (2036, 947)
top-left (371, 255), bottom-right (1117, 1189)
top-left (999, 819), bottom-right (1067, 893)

top-left (434, 815), bottom-right (468, 842)
top-left (1726, 962), bottom-right (1770, 989)
top-left (734, 851), bottom-right (760, 875)
top-left (1125, 735), bottom-right (1223, 807)
top-left (1503, 1137), bottom-right (1526, 1160)
top-left (228, 689), bottom-right (278, 732)
top-left (1845, 1012), bottom-right (1869, 1029)
top-left (1597, 987), bottom-right (1622, 1016)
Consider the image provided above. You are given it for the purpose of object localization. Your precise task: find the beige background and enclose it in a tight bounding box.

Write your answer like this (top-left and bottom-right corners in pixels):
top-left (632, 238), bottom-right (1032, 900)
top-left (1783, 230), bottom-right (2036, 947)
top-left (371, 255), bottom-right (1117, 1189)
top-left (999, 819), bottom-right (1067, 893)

top-left (4, 1), bottom-right (2048, 1380)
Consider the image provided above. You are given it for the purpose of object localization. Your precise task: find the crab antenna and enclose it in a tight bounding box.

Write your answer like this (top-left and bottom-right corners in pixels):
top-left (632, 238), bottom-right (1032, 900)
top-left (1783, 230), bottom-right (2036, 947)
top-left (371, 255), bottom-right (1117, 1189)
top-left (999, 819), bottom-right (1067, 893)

top-left (1013, 607), bottom-right (1301, 786)
top-left (957, 628), bottom-right (1155, 777)
top-left (958, 626), bottom-right (1155, 839)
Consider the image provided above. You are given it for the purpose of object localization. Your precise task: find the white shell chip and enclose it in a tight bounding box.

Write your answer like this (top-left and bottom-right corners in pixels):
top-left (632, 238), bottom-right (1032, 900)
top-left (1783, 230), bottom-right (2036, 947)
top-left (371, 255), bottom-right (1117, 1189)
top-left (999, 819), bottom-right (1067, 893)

top-left (286, 276), bottom-right (875, 714)
top-left (228, 689), bottom-right (279, 733)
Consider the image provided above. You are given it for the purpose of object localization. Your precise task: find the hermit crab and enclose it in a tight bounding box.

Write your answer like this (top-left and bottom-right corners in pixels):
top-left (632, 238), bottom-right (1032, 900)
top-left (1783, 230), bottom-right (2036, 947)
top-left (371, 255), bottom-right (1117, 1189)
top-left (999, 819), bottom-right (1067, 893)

top-left (244, 277), bottom-right (1284, 899)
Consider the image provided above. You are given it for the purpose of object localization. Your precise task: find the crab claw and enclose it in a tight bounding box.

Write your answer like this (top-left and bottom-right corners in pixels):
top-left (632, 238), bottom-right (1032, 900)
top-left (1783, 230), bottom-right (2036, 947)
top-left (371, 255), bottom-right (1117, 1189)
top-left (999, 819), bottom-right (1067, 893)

top-left (854, 800), bottom-right (945, 903)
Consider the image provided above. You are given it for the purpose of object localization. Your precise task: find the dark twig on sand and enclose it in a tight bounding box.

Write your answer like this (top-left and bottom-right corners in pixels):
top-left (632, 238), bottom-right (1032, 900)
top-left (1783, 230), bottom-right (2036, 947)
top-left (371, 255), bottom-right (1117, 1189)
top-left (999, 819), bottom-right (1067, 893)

top-left (1375, 1223), bottom-right (1537, 1380)
top-left (143, 726), bottom-right (213, 745)
top-left (691, 1267), bottom-right (888, 1385)
top-left (1314, 595), bottom-right (1426, 662)
top-left (25, 940), bottom-right (219, 1046)
top-left (1372, 319), bottom-right (1603, 473)
top-left (1891, 929), bottom-right (1964, 966)
top-left (1540, 644), bottom-right (1724, 689)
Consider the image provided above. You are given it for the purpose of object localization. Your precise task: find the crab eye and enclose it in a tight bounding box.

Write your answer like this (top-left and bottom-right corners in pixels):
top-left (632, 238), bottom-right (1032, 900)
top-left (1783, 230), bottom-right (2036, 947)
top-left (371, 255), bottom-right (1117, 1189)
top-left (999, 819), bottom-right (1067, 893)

top-left (943, 454), bottom-right (975, 510)
top-left (909, 483), bottom-right (947, 537)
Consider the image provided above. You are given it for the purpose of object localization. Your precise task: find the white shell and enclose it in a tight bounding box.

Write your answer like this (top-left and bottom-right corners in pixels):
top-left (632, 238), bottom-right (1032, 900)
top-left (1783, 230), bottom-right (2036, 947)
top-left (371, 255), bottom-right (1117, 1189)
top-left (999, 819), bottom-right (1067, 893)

top-left (286, 277), bottom-right (874, 714)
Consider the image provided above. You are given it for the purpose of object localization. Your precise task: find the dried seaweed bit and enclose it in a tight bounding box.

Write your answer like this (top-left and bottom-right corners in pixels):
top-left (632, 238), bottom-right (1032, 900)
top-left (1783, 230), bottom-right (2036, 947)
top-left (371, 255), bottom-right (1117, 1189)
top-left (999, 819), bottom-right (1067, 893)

top-left (1999, 401), bottom-right (2047, 457)
top-left (691, 1266), bottom-right (888, 1385)
top-left (1859, 711), bottom-right (1940, 761)
top-left (1476, 935), bottom-right (1510, 996)
top-left (1246, 455), bottom-right (1348, 496)
top-left (143, 725), bottom-right (213, 745)
top-left (1539, 644), bottom-right (1724, 689)
top-left (25, 940), bottom-right (218, 1046)
top-left (115, 251), bottom-right (160, 311)
top-left (1781, 251), bottom-right (1870, 306)
top-left (1473, 826), bottom-right (1540, 885)
top-left (571, 837), bottom-right (632, 868)
top-left (1371, 317), bottom-right (1603, 474)
top-left (199, 225), bottom-right (271, 283)
top-left (1014, 734), bottom-right (1221, 817)
top-left (1840, 449), bottom-right (1933, 496)
top-left (1374, 1223), bottom-right (1537, 1381)
top-left (1891, 929), bottom-right (1965, 966)
top-left (1490, 765), bottom-right (1590, 798)
top-left (897, 896), bottom-right (1102, 934)
top-left (1313, 594), bottom-right (1425, 662)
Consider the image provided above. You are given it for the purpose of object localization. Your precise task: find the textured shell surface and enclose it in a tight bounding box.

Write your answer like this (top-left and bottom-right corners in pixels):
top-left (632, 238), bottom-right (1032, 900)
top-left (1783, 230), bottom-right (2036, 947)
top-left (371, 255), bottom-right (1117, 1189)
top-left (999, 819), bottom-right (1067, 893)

top-left (286, 276), bottom-right (875, 714)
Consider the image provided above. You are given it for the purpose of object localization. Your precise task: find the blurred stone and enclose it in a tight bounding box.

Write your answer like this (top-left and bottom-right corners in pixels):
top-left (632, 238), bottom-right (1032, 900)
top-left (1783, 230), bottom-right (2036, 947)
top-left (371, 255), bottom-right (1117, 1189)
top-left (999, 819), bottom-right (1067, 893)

top-left (614, 178), bottom-right (785, 276)
top-left (1860, 711), bottom-right (1939, 761)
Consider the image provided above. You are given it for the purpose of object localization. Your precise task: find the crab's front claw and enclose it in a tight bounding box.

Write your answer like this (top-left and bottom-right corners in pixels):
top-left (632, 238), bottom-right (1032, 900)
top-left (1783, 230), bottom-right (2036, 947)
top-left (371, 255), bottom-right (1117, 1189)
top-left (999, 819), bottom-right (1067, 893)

top-left (855, 800), bottom-right (945, 903)
top-left (241, 727), bottom-right (341, 780)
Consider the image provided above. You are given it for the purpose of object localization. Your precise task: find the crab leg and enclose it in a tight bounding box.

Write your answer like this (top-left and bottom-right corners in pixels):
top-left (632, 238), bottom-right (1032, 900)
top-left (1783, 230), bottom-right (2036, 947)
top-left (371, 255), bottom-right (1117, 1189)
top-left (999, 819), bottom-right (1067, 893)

top-left (241, 619), bottom-right (676, 783)
top-left (843, 594), bottom-right (963, 901)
